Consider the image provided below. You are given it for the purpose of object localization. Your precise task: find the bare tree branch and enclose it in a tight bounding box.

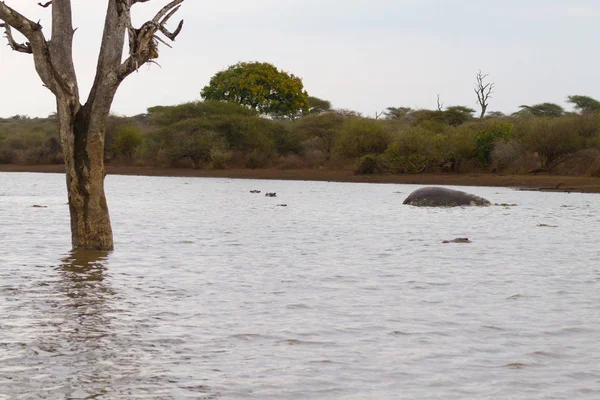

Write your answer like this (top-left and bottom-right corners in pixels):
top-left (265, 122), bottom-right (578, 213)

top-left (1, 22), bottom-right (32, 53)
top-left (152, 0), bottom-right (183, 24)
top-left (153, 33), bottom-right (172, 48)
top-left (437, 94), bottom-right (444, 112)
top-left (0, 2), bottom-right (64, 94)
top-left (0, 3), bottom-right (43, 41)
top-left (117, 0), bottom-right (184, 79)
top-left (49, 0), bottom-right (78, 99)
top-left (82, 0), bottom-right (184, 122)
top-left (158, 12), bottom-right (183, 40)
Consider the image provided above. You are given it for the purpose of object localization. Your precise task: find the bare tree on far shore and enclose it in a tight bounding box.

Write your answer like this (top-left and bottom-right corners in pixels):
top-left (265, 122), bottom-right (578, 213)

top-left (474, 70), bottom-right (494, 119)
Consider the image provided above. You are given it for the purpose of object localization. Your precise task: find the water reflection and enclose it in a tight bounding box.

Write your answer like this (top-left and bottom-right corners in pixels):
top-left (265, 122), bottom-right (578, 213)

top-left (0, 250), bottom-right (123, 398)
top-left (58, 249), bottom-right (113, 299)
top-left (5, 250), bottom-right (216, 398)
top-left (55, 250), bottom-right (115, 338)
top-left (38, 250), bottom-right (119, 397)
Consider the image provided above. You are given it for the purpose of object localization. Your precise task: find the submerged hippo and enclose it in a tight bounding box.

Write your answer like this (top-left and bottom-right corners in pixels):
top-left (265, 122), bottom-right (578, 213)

top-left (403, 187), bottom-right (491, 207)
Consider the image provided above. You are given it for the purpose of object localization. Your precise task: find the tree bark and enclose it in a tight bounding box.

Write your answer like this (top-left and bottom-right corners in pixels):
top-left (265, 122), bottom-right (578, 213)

top-left (58, 100), bottom-right (114, 250)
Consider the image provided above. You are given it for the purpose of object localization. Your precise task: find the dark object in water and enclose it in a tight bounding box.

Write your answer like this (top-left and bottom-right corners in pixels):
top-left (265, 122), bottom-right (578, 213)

top-left (442, 237), bottom-right (471, 244)
top-left (265, 192), bottom-right (277, 197)
top-left (277, 204), bottom-right (287, 207)
top-left (250, 190), bottom-right (261, 193)
top-left (404, 187), bottom-right (490, 207)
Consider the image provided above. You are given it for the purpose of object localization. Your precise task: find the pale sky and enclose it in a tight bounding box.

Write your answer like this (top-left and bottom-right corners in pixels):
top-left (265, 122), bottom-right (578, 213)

top-left (0, 0), bottom-right (599, 118)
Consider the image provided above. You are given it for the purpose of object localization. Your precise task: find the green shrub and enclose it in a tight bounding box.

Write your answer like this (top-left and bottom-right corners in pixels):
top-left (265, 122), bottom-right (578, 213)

top-left (518, 117), bottom-right (585, 167)
top-left (145, 104), bottom-right (283, 166)
top-left (160, 119), bottom-right (229, 168)
top-left (444, 106), bottom-right (476, 126)
top-left (474, 121), bottom-right (513, 165)
top-left (113, 125), bottom-right (143, 159)
top-left (105, 115), bottom-right (140, 162)
top-left (214, 115), bottom-right (278, 153)
top-left (4, 131), bottom-right (46, 151)
top-left (137, 130), bottom-right (165, 166)
top-left (443, 124), bottom-right (480, 169)
top-left (210, 148), bottom-right (232, 169)
top-left (491, 139), bottom-right (530, 173)
top-left (355, 153), bottom-right (382, 174)
top-left (0, 147), bottom-right (16, 164)
top-left (410, 110), bottom-right (446, 125)
top-left (148, 100), bottom-right (257, 127)
top-left (381, 127), bottom-right (440, 173)
top-left (335, 117), bottom-right (391, 159)
top-left (24, 146), bottom-right (47, 164)
top-left (245, 149), bottom-right (273, 168)
top-left (273, 124), bottom-right (302, 155)
top-left (290, 112), bottom-right (345, 160)
top-left (0, 131), bottom-right (62, 165)
top-left (408, 107), bottom-right (474, 127)
top-left (383, 152), bottom-right (433, 173)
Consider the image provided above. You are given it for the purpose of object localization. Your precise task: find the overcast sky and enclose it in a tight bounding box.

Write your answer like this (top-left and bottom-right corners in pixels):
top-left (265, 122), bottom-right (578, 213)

top-left (1, 0), bottom-right (599, 118)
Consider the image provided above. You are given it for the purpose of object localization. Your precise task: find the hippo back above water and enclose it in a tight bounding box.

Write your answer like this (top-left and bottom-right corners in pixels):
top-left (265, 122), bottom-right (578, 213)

top-left (403, 187), bottom-right (491, 207)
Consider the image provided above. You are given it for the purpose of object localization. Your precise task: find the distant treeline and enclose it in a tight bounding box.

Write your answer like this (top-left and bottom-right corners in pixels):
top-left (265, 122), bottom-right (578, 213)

top-left (2, 98), bottom-right (600, 176)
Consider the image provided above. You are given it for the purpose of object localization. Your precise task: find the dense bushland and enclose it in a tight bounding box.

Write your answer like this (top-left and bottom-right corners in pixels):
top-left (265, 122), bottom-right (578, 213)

top-left (2, 99), bottom-right (600, 176)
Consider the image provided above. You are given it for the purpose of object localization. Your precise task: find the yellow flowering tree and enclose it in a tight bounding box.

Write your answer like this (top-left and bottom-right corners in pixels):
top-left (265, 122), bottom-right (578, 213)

top-left (201, 62), bottom-right (310, 119)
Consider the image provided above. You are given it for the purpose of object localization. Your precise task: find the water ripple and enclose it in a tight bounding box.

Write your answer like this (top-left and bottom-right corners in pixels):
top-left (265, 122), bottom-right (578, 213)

top-left (1, 173), bottom-right (600, 399)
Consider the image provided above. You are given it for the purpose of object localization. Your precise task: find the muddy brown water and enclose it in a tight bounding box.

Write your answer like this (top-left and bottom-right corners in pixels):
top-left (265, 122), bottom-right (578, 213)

top-left (1, 172), bottom-right (599, 399)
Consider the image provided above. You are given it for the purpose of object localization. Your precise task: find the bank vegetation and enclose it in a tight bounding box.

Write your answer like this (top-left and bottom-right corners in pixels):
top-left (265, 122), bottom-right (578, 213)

top-left (2, 96), bottom-right (600, 178)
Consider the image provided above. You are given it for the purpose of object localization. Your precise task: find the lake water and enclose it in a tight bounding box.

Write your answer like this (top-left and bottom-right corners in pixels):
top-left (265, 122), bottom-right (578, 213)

top-left (1, 172), bottom-right (599, 399)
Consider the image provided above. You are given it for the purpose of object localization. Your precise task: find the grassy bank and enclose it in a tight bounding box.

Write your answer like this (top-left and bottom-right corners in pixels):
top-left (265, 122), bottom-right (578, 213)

top-left (2, 164), bottom-right (600, 193)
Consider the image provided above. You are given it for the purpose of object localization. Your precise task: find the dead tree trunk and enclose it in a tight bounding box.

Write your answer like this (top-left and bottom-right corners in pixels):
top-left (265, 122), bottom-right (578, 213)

top-left (1, 0), bottom-right (184, 250)
top-left (474, 70), bottom-right (494, 119)
top-left (60, 101), bottom-right (114, 250)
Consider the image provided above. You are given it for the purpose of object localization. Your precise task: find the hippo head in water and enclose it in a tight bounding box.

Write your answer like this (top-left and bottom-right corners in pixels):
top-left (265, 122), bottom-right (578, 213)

top-left (403, 187), bottom-right (491, 207)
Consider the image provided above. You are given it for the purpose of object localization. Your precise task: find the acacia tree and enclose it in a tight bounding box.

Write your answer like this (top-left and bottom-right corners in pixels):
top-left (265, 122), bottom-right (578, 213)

top-left (474, 70), bottom-right (494, 119)
top-left (201, 61), bottom-right (310, 119)
top-left (566, 95), bottom-right (600, 114)
top-left (518, 103), bottom-right (564, 117)
top-left (444, 106), bottom-right (475, 126)
top-left (384, 107), bottom-right (412, 120)
top-left (307, 96), bottom-right (331, 115)
top-left (0, 0), bottom-right (185, 250)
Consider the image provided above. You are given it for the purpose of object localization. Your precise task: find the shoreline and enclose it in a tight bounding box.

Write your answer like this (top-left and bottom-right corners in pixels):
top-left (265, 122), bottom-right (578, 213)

top-left (2, 164), bottom-right (600, 193)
